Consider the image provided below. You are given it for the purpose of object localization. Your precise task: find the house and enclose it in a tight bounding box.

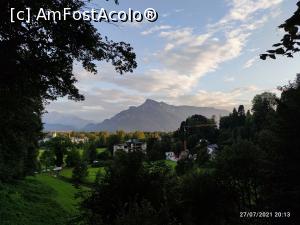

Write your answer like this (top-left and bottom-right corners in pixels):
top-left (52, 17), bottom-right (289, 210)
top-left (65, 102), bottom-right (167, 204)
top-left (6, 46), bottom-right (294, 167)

top-left (176, 139), bottom-right (218, 161)
top-left (165, 152), bottom-right (178, 162)
top-left (70, 136), bottom-right (88, 144)
top-left (196, 139), bottom-right (218, 155)
top-left (207, 144), bottom-right (218, 155)
top-left (113, 139), bottom-right (147, 155)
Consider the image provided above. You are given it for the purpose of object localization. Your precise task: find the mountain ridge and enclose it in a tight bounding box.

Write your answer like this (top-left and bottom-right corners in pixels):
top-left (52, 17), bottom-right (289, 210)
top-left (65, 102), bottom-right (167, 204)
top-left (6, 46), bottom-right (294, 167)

top-left (83, 99), bottom-right (229, 132)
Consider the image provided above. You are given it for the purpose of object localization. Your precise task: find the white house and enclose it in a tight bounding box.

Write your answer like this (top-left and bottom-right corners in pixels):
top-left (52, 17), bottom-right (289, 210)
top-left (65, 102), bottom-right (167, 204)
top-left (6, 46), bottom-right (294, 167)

top-left (113, 139), bottom-right (147, 155)
top-left (70, 136), bottom-right (88, 144)
top-left (207, 144), bottom-right (218, 155)
top-left (165, 152), bottom-right (178, 162)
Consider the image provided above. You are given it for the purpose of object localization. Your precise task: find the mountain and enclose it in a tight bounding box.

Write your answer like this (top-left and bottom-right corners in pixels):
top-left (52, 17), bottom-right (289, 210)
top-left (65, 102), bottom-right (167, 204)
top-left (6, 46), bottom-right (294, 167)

top-left (84, 99), bottom-right (230, 132)
top-left (42, 111), bottom-right (93, 131)
top-left (43, 123), bottom-right (76, 132)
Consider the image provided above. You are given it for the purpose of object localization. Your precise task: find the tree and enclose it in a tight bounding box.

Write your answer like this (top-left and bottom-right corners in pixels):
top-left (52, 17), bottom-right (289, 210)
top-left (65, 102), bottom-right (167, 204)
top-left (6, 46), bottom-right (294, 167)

top-left (146, 138), bottom-right (164, 161)
top-left (96, 132), bottom-right (110, 147)
top-left (267, 75), bottom-right (300, 222)
top-left (176, 115), bottom-right (218, 150)
top-left (175, 158), bottom-right (194, 176)
top-left (0, 94), bottom-right (43, 181)
top-left (261, 1), bottom-right (300, 60)
top-left (0, 0), bottom-right (136, 181)
top-left (78, 151), bottom-right (178, 225)
top-left (114, 200), bottom-right (168, 225)
top-left (237, 105), bottom-right (246, 126)
top-left (107, 133), bottom-right (123, 154)
top-left (45, 137), bottom-right (72, 167)
top-left (252, 92), bottom-right (277, 131)
top-left (177, 172), bottom-right (237, 225)
top-left (132, 131), bottom-right (146, 140)
top-left (72, 160), bottom-right (88, 187)
top-left (84, 142), bottom-right (98, 164)
top-left (65, 148), bottom-right (81, 167)
top-left (194, 144), bottom-right (210, 167)
top-left (215, 140), bottom-right (267, 211)
top-left (39, 150), bottom-right (55, 170)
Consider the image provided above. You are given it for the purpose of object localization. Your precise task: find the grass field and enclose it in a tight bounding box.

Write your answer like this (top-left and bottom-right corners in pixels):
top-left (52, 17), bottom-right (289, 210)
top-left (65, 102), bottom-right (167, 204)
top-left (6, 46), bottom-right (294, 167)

top-left (60, 166), bottom-right (106, 184)
top-left (78, 147), bottom-right (107, 156)
top-left (164, 160), bottom-right (177, 170)
top-left (34, 174), bottom-right (86, 213)
top-left (97, 147), bottom-right (107, 154)
top-left (0, 174), bottom-right (83, 225)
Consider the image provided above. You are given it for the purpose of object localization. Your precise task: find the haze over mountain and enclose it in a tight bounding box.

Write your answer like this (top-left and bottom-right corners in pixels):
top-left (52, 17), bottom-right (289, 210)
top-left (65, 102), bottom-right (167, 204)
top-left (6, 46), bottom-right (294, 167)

top-left (84, 99), bottom-right (229, 132)
top-left (42, 111), bottom-right (93, 131)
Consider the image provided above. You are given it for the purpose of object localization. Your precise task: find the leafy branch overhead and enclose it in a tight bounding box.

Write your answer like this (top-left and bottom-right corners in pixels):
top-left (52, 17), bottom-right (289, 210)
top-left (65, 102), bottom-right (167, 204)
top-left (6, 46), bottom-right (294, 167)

top-left (1, 0), bottom-right (137, 102)
top-left (261, 1), bottom-right (300, 60)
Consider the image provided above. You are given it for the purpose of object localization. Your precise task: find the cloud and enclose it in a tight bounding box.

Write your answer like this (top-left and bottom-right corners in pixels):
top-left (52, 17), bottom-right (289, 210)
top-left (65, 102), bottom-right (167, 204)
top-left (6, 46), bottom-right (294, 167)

top-left (47, 0), bottom-right (284, 120)
top-left (101, 68), bottom-right (196, 97)
top-left (174, 9), bottom-right (184, 13)
top-left (244, 56), bottom-right (257, 68)
top-left (159, 28), bottom-right (249, 76)
top-left (141, 25), bottom-right (172, 35)
top-left (151, 85), bottom-right (262, 111)
top-left (224, 76), bottom-right (235, 82)
top-left (247, 48), bottom-right (260, 52)
top-left (161, 13), bottom-right (170, 18)
top-left (220, 0), bottom-right (282, 23)
top-left (86, 0), bottom-right (282, 103)
top-left (106, 1), bottom-right (282, 97)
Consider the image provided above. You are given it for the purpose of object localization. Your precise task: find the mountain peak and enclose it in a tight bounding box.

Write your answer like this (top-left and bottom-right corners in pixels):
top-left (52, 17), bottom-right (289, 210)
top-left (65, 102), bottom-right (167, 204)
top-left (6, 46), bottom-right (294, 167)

top-left (143, 99), bottom-right (167, 107)
top-left (84, 100), bottom-right (230, 132)
top-left (144, 99), bottom-right (159, 104)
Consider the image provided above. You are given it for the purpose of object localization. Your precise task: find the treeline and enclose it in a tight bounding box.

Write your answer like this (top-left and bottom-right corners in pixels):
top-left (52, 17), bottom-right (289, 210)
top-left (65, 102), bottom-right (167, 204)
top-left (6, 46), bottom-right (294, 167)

top-left (74, 75), bottom-right (300, 225)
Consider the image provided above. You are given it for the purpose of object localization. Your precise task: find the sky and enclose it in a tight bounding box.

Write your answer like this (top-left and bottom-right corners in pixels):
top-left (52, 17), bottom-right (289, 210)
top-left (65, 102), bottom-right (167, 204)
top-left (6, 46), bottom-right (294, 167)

top-left (47, 0), bottom-right (300, 122)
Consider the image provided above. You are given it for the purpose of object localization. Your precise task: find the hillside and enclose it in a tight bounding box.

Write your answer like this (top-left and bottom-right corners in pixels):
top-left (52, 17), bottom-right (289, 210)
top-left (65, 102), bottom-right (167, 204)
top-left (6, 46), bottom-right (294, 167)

top-left (0, 175), bottom-right (83, 225)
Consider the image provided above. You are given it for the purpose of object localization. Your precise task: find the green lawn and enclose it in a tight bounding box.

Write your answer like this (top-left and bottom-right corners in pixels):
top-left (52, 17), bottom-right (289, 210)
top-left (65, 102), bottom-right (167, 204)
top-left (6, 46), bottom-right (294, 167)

top-left (78, 147), bottom-right (107, 156)
top-left (60, 166), bottom-right (105, 184)
top-left (86, 167), bottom-right (105, 183)
top-left (60, 167), bottom-right (73, 179)
top-left (164, 160), bottom-right (177, 170)
top-left (0, 175), bottom-right (83, 225)
top-left (97, 147), bottom-right (107, 154)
